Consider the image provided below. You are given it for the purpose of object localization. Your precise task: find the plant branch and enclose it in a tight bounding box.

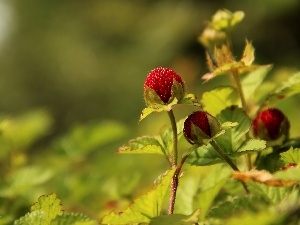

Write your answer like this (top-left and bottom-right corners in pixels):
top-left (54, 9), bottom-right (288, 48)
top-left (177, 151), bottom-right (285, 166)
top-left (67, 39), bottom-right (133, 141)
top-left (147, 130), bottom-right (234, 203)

top-left (168, 155), bottom-right (188, 214)
top-left (210, 140), bottom-right (250, 194)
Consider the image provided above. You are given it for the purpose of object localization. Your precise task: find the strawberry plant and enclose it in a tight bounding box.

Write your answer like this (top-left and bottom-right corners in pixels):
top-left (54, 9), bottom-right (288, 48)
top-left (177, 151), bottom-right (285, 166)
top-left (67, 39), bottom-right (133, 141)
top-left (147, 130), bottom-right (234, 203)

top-left (11, 9), bottom-right (300, 225)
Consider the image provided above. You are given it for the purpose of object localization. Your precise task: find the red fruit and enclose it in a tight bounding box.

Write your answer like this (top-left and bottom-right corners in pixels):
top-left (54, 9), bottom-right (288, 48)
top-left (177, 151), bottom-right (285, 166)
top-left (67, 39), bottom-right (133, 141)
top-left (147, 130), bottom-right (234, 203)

top-left (252, 108), bottom-right (290, 143)
top-left (144, 67), bottom-right (184, 105)
top-left (183, 111), bottom-right (220, 145)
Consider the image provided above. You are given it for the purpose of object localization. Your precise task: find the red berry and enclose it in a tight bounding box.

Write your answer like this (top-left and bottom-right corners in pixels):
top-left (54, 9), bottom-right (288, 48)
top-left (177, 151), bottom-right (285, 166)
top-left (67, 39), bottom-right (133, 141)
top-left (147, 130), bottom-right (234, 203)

top-left (252, 108), bottom-right (290, 143)
top-left (183, 111), bottom-right (220, 145)
top-left (144, 67), bottom-right (184, 105)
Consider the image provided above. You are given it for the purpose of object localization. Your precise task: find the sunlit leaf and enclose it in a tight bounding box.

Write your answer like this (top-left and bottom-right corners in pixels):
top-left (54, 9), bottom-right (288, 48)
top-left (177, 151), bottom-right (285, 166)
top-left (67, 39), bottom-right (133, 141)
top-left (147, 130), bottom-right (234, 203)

top-left (51, 213), bottom-right (98, 225)
top-left (101, 168), bottom-right (176, 224)
top-left (14, 210), bottom-right (47, 225)
top-left (265, 72), bottom-right (300, 105)
top-left (31, 193), bottom-right (63, 221)
top-left (241, 66), bottom-right (272, 101)
top-left (150, 209), bottom-right (200, 225)
top-left (280, 147), bottom-right (300, 164)
top-left (201, 86), bottom-right (239, 116)
top-left (231, 139), bottom-right (266, 156)
top-left (274, 166), bottom-right (300, 182)
top-left (117, 136), bottom-right (165, 155)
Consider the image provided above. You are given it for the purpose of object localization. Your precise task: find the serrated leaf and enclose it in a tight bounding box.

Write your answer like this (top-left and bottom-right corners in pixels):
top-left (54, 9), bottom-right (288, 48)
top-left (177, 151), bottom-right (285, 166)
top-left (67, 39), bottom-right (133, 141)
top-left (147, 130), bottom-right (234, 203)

top-left (235, 139), bottom-right (266, 153)
top-left (280, 147), bottom-right (300, 164)
top-left (186, 144), bottom-right (222, 166)
top-left (241, 66), bottom-right (272, 102)
top-left (117, 136), bottom-right (165, 155)
top-left (150, 209), bottom-right (201, 225)
top-left (265, 72), bottom-right (300, 105)
top-left (201, 86), bottom-right (239, 116)
top-left (195, 165), bottom-right (231, 220)
top-left (207, 196), bottom-right (263, 219)
top-left (215, 107), bottom-right (251, 154)
top-left (247, 182), bottom-right (294, 205)
top-left (31, 193), bottom-right (63, 222)
top-left (101, 168), bottom-right (176, 224)
top-left (51, 213), bottom-right (98, 225)
top-left (14, 210), bottom-right (47, 225)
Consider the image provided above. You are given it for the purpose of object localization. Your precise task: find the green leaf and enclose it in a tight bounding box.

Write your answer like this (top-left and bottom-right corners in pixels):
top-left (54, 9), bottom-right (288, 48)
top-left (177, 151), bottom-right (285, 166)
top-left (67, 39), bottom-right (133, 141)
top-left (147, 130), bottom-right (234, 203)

top-left (54, 121), bottom-right (127, 157)
top-left (101, 168), bottom-right (176, 224)
top-left (240, 40), bottom-right (255, 66)
top-left (194, 165), bottom-right (231, 220)
top-left (150, 209), bottom-right (201, 225)
top-left (265, 72), bottom-right (300, 105)
top-left (117, 136), bottom-right (165, 155)
top-left (248, 182), bottom-right (293, 205)
top-left (207, 196), bottom-right (264, 219)
top-left (31, 193), bottom-right (63, 220)
top-left (14, 211), bottom-right (48, 225)
top-left (215, 106), bottom-right (251, 154)
top-left (200, 86), bottom-right (239, 116)
top-left (232, 139), bottom-right (266, 157)
top-left (14, 193), bottom-right (63, 225)
top-left (186, 144), bottom-right (221, 166)
top-left (224, 210), bottom-right (281, 225)
top-left (241, 66), bottom-right (272, 102)
top-left (280, 147), bottom-right (300, 164)
top-left (51, 213), bottom-right (98, 225)
top-left (274, 166), bottom-right (300, 182)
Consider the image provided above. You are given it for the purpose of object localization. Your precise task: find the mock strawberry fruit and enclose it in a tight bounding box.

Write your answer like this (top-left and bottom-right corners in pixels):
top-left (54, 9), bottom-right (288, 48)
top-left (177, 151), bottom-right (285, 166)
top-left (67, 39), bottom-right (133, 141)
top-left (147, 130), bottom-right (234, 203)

top-left (183, 111), bottom-right (221, 145)
top-left (252, 108), bottom-right (290, 145)
top-left (144, 67), bottom-right (185, 107)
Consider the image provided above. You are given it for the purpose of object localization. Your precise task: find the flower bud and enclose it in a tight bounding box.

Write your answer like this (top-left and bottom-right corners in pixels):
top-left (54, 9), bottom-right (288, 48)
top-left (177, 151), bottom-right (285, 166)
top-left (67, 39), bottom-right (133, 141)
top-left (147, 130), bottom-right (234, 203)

top-left (252, 108), bottom-right (290, 145)
top-left (183, 111), bottom-right (221, 145)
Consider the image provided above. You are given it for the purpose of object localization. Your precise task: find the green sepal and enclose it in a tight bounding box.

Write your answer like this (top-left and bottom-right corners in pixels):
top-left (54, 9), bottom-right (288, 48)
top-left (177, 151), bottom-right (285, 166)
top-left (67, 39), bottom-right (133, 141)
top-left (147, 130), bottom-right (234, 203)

top-left (116, 135), bottom-right (166, 156)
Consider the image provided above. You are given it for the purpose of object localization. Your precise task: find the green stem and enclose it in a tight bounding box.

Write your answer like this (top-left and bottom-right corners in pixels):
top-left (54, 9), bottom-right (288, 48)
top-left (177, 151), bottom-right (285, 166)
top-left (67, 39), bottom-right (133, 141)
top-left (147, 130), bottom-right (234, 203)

top-left (167, 110), bottom-right (178, 167)
top-left (210, 140), bottom-right (250, 194)
top-left (231, 70), bottom-right (252, 170)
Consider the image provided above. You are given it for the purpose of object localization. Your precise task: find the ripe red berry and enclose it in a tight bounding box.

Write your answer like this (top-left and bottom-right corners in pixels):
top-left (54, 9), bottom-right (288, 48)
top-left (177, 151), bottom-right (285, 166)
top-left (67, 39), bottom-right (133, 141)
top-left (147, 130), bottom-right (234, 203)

top-left (183, 111), bottom-right (220, 145)
top-left (252, 108), bottom-right (290, 144)
top-left (144, 67), bottom-right (184, 106)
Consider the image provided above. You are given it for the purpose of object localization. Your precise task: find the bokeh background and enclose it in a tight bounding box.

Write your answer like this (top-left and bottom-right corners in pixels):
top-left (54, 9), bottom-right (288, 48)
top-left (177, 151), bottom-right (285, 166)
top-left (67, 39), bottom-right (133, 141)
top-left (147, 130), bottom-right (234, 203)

top-left (0, 0), bottom-right (300, 223)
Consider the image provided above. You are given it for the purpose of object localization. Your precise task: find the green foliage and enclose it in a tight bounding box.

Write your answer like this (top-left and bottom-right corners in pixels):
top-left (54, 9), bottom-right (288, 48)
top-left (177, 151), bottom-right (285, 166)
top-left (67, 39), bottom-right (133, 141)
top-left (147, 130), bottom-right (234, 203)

top-left (3, 6), bottom-right (300, 225)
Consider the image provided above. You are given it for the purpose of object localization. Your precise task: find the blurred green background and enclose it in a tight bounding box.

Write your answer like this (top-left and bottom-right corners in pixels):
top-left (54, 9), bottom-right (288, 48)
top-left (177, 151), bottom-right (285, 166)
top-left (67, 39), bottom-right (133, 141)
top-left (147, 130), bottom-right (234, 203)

top-left (0, 0), bottom-right (300, 222)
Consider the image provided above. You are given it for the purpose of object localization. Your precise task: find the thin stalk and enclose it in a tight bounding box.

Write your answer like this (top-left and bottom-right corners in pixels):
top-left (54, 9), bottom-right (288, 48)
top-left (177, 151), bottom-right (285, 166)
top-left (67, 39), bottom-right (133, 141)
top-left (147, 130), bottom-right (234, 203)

top-left (167, 109), bottom-right (179, 215)
top-left (168, 155), bottom-right (188, 214)
top-left (231, 70), bottom-right (252, 170)
top-left (210, 140), bottom-right (250, 194)
top-left (167, 110), bottom-right (178, 167)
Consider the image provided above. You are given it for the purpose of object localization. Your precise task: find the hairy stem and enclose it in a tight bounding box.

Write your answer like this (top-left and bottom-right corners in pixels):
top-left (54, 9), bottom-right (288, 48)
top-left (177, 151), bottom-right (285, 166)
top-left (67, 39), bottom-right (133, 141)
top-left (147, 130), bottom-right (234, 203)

top-left (210, 140), bottom-right (250, 194)
top-left (168, 155), bottom-right (188, 214)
